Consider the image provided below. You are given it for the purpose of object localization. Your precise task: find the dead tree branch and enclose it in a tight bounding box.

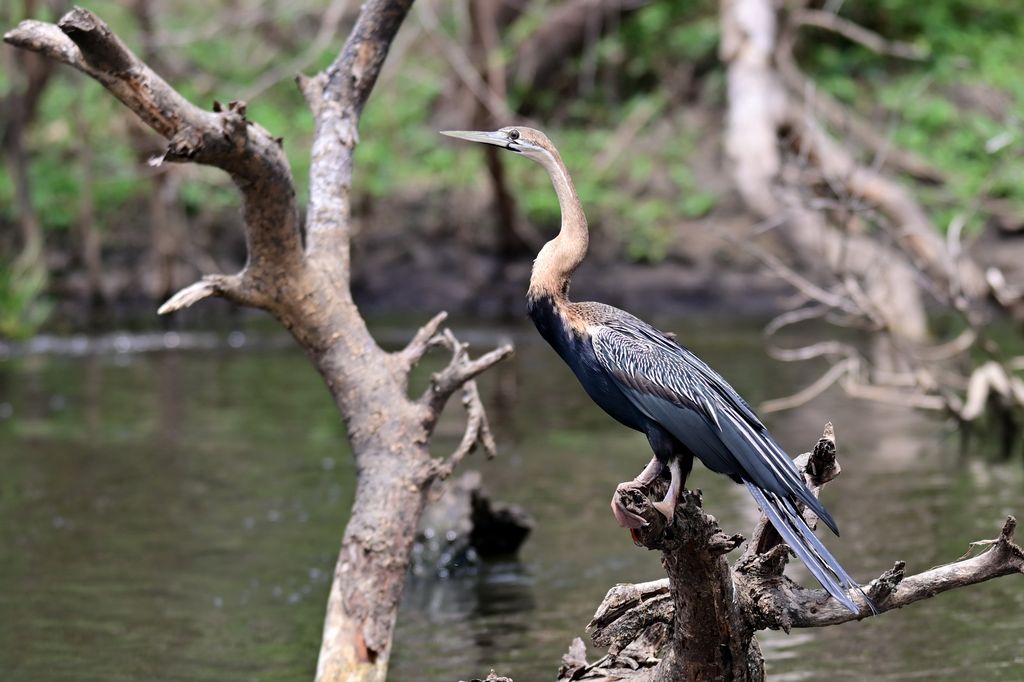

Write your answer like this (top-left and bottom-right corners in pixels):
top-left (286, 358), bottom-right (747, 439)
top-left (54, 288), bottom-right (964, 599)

top-left (6, 6), bottom-right (513, 682)
top-left (559, 423), bottom-right (1022, 681)
top-left (431, 380), bottom-right (499, 480)
top-left (423, 328), bottom-right (514, 415)
top-left (6, 8), bottom-right (300, 309)
top-left (763, 515), bottom-right (1022, 628)
top-left (401, 311), bottom-right (449, 368)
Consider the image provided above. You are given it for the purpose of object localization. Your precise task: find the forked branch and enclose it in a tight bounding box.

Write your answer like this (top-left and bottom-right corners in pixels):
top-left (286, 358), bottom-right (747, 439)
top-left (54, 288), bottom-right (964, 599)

top-left (422, 329), bottom-right (514, 415)
top-left (402, 311), bottom-right (450, 369)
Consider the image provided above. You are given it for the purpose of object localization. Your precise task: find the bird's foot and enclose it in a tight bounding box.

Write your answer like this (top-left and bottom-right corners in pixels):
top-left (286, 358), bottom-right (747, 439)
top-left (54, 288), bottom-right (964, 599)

top-left (611, 481), bottom-right (650, 529)
top-left (651, 458), bottom-right (683, 526)
top-left (651, 498), bottom-right (675, 525)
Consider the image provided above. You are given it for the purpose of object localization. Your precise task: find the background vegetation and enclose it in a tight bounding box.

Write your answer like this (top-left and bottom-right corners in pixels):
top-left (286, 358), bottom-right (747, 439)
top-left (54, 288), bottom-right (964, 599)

top-left (2, 0), bottom-right (1021, 338)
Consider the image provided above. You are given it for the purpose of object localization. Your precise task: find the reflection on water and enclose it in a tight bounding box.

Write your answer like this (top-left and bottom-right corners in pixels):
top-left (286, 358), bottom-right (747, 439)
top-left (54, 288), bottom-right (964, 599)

top-left (0, 318), bottom-right (1021, 681)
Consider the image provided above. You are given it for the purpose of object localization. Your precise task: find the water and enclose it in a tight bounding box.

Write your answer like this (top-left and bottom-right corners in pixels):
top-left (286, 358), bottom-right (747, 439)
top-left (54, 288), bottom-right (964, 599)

top-left (0, 318), bottom-right (1021, 681)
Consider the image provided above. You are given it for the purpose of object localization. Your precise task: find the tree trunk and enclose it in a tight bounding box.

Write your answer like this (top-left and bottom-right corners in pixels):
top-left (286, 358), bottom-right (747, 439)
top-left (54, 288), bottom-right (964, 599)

top-left (316, 439), bottom-right (431, 681)
top-left (621, 487), bottom-right (761, 682)
top-left (73, 84), bottom-right (104, 307)
top-left (469, 0), bottom-right (526, 263)
top-left (4, 7), bottom-right (513, 682)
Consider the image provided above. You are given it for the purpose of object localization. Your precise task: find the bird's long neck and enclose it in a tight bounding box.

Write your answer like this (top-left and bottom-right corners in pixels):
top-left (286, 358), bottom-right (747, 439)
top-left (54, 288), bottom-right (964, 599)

top-left (527, 149), bottom-right (589, 304)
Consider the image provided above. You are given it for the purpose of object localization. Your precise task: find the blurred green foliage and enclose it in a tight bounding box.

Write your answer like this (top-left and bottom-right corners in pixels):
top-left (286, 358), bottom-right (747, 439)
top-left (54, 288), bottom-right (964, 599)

top-left (800, 0), bottom-right (1024, 233)
top-left (1, 0), bottom-right (1020, 334)
top-left (0, 261), bottom-right (51, 339)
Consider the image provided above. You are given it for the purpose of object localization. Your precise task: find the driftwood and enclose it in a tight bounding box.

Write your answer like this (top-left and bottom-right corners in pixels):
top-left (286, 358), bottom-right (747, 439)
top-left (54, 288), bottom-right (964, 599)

top-left (5, 5), bottom-right (513, 682)
top-left (556, 424), bottom-right (1023, 681)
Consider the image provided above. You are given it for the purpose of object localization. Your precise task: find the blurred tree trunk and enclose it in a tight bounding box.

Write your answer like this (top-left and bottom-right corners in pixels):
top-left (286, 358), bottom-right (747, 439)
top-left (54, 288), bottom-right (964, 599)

top-left (469, 0), bottom-right (524, 262)
top-left (5, 6), bottom-right (513, 682)
top-left (134, 0), bottom-right (191, 306)
top-left (719, 0), bottom-right (929, 342)
top-left (0, 0), bottom-right (60, 274)
top-left (73, 80), bottom-right (104, 307)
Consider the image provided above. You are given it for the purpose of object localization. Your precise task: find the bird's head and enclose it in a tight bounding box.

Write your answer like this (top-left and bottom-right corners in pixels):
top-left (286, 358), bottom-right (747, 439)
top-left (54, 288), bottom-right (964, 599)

top-left (440, 126), bottom-right (557, 166)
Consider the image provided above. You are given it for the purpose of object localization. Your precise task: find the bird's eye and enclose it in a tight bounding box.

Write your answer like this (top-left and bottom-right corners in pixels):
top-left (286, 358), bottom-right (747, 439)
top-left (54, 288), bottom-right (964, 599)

top-left (508, 129), bottom-right (520, 141)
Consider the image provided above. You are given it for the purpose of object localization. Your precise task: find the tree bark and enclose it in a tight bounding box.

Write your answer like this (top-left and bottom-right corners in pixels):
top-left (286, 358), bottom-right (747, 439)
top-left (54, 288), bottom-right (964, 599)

top-left (5, 6), bottom-right (513, 682)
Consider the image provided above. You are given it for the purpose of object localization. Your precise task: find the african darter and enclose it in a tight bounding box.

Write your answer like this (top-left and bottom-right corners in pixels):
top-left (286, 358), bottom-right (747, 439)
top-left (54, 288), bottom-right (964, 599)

top-left (442, 126), bottom-right (870, 614)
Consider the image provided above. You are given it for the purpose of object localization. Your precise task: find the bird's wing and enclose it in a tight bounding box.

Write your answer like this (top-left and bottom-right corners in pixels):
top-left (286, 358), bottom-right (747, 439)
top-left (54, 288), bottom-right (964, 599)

top-left (590, 318), bottom-right (839, 534)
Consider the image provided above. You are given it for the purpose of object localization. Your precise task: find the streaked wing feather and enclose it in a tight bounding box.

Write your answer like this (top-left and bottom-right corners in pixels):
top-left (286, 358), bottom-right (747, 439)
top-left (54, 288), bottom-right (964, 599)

top-left (591, 319), bottom-right (839, 534)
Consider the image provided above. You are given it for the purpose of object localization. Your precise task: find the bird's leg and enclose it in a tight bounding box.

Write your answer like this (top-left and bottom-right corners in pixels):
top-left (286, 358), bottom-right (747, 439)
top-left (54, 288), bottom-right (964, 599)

top-left (611, 456), bottom-right (664, 529)
top-left (651, 458), bottom-right (682, 525)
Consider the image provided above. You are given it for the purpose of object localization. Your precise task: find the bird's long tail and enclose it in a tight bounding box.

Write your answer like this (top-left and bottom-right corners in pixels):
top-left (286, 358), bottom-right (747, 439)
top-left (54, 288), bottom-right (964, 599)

top-left (746, 483), bottom-right (877, 616)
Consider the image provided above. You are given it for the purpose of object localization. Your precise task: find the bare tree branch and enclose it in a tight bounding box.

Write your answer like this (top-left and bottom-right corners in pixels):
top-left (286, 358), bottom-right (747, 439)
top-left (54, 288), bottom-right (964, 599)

top-left (431, 380), bottom-right (498, 480)
top-left (759, 358), bottom-right (856, 413)
top-left (157, 274), bottom-right (246, 314)
top-left (763, 516), bottom-right (1023, 628)
top-left (4, 9), bottom-right (302, 289)
top-left (401, 311), bottom-right (450, 368)
top-left (422, 329), bottom-right (514, 415)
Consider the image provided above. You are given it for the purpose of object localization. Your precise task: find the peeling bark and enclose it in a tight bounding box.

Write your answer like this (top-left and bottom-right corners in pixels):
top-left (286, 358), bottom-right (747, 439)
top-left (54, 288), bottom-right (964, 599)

top-left (5, 5), bottom-right (514, 682)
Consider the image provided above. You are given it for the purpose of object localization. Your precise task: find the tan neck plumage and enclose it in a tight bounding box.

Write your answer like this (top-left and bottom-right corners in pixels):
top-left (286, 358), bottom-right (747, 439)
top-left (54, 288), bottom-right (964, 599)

top-left (527, 147), bottom-right (589, 303)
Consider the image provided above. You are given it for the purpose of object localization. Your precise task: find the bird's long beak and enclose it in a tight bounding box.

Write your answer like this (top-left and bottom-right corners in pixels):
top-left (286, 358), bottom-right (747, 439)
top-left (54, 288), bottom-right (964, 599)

top-left (440, 130), bottom-right (516, 150)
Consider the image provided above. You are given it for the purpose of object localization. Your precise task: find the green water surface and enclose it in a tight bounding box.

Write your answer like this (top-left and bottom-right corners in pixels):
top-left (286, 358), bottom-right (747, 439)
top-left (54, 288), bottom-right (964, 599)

top-left (0, 319), bottom-right (1021, 681)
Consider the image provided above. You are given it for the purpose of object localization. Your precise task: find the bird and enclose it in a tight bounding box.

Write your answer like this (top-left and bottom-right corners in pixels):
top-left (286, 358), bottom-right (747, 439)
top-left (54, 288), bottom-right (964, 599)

top-left (441, 126), bottom-right (872, 615)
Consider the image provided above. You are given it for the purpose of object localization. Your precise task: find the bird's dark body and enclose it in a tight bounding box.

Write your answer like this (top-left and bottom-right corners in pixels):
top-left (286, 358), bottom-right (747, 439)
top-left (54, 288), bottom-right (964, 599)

top-left (527, 293), bottom-right (703, 490)
top-left (527, 294), bottom-right (648, 432)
